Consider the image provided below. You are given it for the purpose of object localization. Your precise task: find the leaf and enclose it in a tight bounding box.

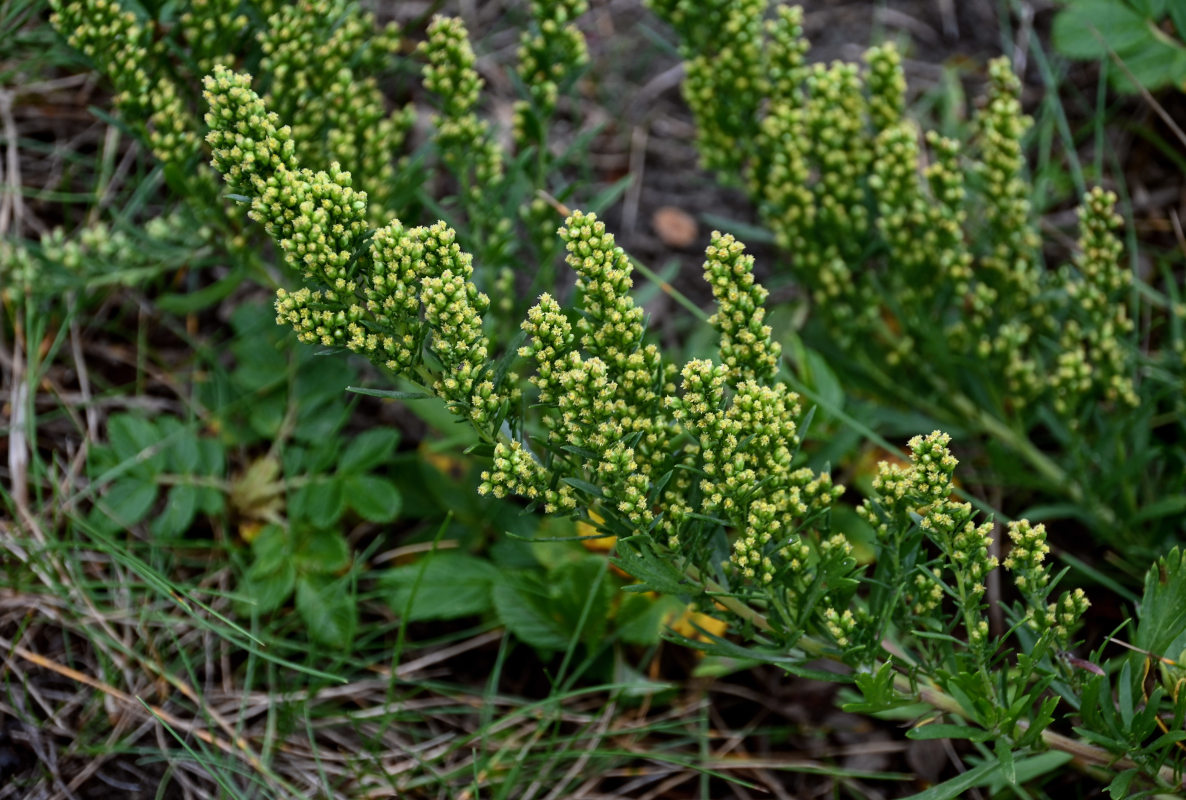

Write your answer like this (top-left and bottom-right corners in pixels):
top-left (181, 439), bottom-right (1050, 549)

top-left (612, 535), bottom-right (692, 596)
top-left (383, 553), bottom-right (500, 621)
top-left (344, 474), bottom-right (402, 523)
top-left (906, 723), bottom-right (993, 742)
top-left (338, 428), bottom-right (400, 474)
top-left (901, 761), bottom-right (1000, 800)
top-left (492, 579), bottom-right (573, 652)
top-left (346, 386), bottom-right (435, 401)
top-left (247, 392), bottom-right (286, 439)
top-left (243, 558), bottom-right (295, 614)
top-left (1108, 768), bottom-right (1139, 799)
top-left (151, 484), bottom-right (198, 539)
top-left (294, 529), bottom-right (351, 574)
top-left (551, 557), bottom-right (614, 649)
top-left (157, 269), bottom-right (244, 314)
top-left (100, 478), bottom-right (158, 530)
top-left (615, 593), bottom-right (685, 646)
top-left (1135, 548), bottom-right (1186, 661)
top-left (1051, 0), bottom-right (1150, 60)
top-left (303, 477), bottom-right (345, 529)
top-left (107, 414), bottom-right (161, 476)
top-left (296, 575), bottom-right (356, 649)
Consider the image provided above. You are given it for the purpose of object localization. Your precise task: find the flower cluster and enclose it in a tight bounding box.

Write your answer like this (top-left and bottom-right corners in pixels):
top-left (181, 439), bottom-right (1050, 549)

top-left (702, 232), bottom-right (781, 383)
top-left (1051, 188), bottom-right (1138, 415)
top-left (420, 16), bottom-right (504, 198)
top-left (50, 0), bottom-right (203, 171)
top-left (258, 2), bottom-right (409, 223)
top-left (860, 433), bottom-right (998, 650)
top-left (514, 0), bottom-right (589, 122)
top-left (1003, 519), bottom-right (1089, 649)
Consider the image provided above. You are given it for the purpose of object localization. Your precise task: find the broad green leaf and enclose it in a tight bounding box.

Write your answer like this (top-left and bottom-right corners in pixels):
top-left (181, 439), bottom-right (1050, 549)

top-left (1051, 0), bottom-right (1150, 59)
top-left (1112, 38), bottom-right (1186, 92)
top-left (338, 428), bottom-right (400, 474)
top-left (492, 579), bottom-right (572, 652)
top-left (247, 392), bottom-right (286, 439)
top-left (300, 477), bottom-right (345, 529)
top-left (551, 557), bottom-right (614, 649)
top-left (296, 575), bottom-right (356, 648)
top-left (1134, 547), bottom-right (1186, 660)
top-left (294, 529), bottom-right (351, 573)
top-left (151, 484), bottom-right (198, 539)
top-left (194, 485), bottom-right (224, 516)
top-left (615, 593), bottom-right (684, 646)
top-left (196, 437), bottom-right (226, 477)
top-left (107, 414), bottom-right (161, 475)
top-left (100, 478), bottom-right (158, 529)
top-left (168, 427), bottom-right (202, 474)
top-left (250, 524), bottom-right (291, 575)
top-left (344, 474), bottom-right (402, 523)
top-left (243, 558), bottom-right (295, 614)
top-left (383, 552), bottom-right (500, 621)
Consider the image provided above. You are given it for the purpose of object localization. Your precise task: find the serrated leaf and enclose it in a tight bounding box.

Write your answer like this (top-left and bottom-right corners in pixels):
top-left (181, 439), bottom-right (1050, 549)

top-left (250, 524), bottom-right (290, 574)
top-left (151, 484), bottom-right (198, 539)
top-left (344, 474), bottom-right (402, 523)
top-left (611, 535), bottom-right (691, 595)
top-left (338, 428), bottom-right (400, 474)
top-left (383, 552), bottom-right (500, 621)
top-left (1135, 548), bottom-right (1186, 661)
top-left (296, 575), bottom-right (356, 649)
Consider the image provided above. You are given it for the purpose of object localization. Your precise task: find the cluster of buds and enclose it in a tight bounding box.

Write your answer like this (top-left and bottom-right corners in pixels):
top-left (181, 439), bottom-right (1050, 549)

top-left (514, 0), bottom-right (589, 126)
top-left (50, 0), bottom-right (203, 171)
top-left (420, 16), bottom-right (504, 199)
top-left (1051, 188), bottom-right (1138, 415)
top-left (258, 2), bottom-right (408, 223)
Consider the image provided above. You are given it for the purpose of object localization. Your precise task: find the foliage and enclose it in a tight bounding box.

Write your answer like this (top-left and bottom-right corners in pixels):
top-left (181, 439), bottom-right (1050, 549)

top-left (647, 0), bottom-right (1186, 555)
top-left (1053, 0), bottom-right (1186, 93)
top-left (9, 0), bottom-right (1186, 796)
top-left (199, 31), bottom-right (1186, 787)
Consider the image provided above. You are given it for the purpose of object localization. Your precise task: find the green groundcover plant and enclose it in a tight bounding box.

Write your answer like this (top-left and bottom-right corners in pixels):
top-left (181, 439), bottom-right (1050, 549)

top-left (197, 47), bottom-right (1186, 795)
top-left (13, 0), bottom-right (1186, 796)
top-left (648, 0), bottom-right (1186, 557)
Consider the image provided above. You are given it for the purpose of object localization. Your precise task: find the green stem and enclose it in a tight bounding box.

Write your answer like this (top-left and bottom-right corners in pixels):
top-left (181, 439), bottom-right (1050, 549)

top-left (685, 563), bottom-right (1180, 789)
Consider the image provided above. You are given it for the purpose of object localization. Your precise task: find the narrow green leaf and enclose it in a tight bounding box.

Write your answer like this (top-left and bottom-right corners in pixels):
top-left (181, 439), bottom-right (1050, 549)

top-left (906, 723), bottom-right (993, 742)
top-left (346, 386), bottom-right (434, 401)
top-left (901, 761), bottom-right (1000, 800)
